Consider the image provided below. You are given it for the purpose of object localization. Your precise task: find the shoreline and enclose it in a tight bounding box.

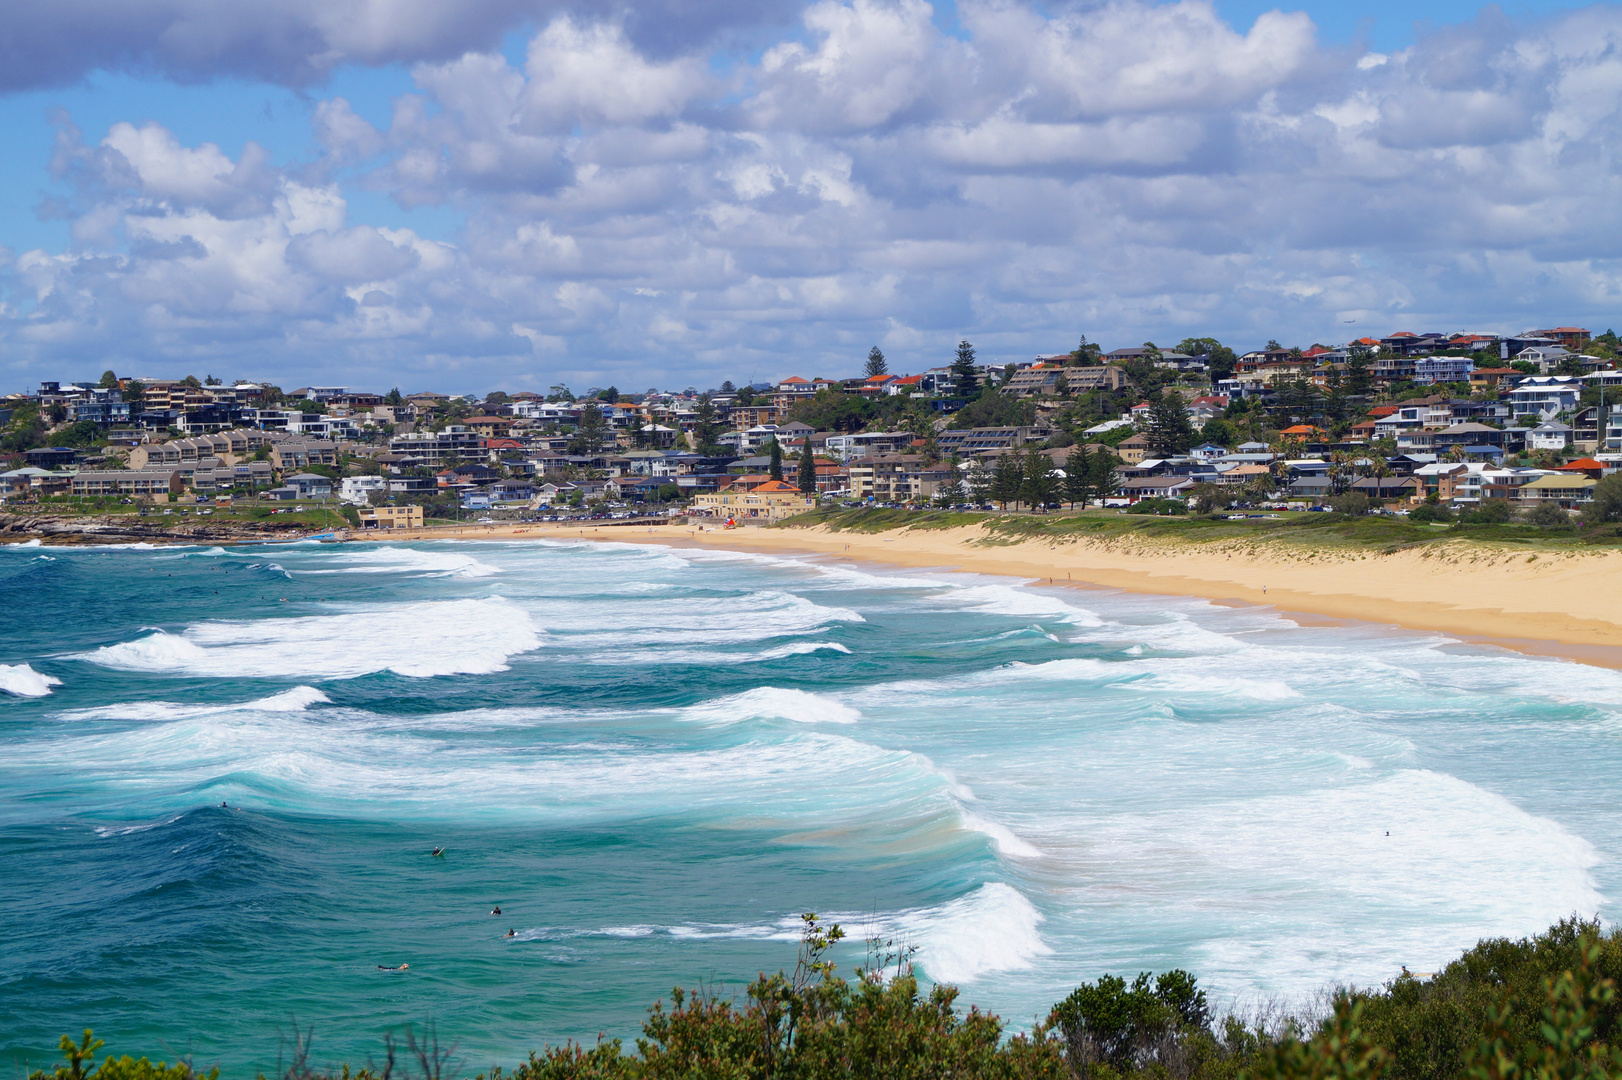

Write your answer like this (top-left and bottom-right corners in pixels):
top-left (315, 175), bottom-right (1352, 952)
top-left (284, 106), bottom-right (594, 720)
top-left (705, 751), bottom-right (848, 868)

top-left (14, 514), bottom-right (1622, 670)
top-left (344, 519), bottom-right (1622, 670)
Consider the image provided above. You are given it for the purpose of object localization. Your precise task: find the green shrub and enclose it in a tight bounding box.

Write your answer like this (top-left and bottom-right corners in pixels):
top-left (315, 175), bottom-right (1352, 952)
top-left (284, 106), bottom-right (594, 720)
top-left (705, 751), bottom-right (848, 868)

top-left (33, 919), bottom-right (1622, 1080)
top-left (1126, 498), bottom-right (1187, 516)
top-left (1523, 502), bottom-right (1570, 527)
top-left (1407, 503), bottom-right (1452, 524)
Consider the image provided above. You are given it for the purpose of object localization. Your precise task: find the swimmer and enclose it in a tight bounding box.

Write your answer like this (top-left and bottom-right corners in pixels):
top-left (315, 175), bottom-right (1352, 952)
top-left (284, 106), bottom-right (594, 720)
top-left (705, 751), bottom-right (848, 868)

top-left (378, 963), bottom-right (410, 971)
top-left (491, 906), bottom-right (501, 916)
top-left (220, 801), bottom-right (228, 808)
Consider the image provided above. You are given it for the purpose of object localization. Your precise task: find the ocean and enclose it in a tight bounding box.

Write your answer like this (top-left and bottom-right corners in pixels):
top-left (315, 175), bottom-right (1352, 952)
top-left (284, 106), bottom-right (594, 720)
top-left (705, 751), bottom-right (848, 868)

top-left (0, 536), bottom-right (1615, 1074)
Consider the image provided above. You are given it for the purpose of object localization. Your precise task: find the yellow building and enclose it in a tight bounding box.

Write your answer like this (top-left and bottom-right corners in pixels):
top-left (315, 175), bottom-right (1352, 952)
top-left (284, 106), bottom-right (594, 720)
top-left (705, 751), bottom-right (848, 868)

top-left (693, 480), bottom-right (815, 521)
top-left (358, 505), bottom-right (425, 529)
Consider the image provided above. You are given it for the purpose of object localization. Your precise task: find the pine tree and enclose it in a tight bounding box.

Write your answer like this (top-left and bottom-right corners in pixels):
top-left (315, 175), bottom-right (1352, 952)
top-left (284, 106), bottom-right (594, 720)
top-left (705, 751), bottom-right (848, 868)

top-left (1145, 390), bottom-right (1196, 457)
top-left (796, 438), bottom-right (816, 494)
top-left (967, 458), bottom-right (994, 505)
top-left (691, 394), bottom-right (720, 452)
top-left (768, 438), bottom-right (784, 481)
top-left (864, 347), bottom-right (888, 379)
top-left (570, 403), bottom-right (607, 454)
top-left (992, 451), bottom-right (1024, 509)
top-left (1064, 444), bottom-right (1092, 507)
top-left (1088, 450), bottom-right (1120, 500)
top-left (1020, 445), bottom-right (1057, 509)
top-left (951, 340), bottom-right (979, 399)
top-left (1346, 348), bottom-right (1373, 396)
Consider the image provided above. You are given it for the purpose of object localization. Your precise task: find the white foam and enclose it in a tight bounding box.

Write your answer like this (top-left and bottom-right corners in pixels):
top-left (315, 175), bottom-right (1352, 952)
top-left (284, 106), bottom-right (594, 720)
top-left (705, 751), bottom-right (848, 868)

top-left (9, 539), bottom-right (42, 548)
top-left (895, 883), bottom-right (1051, 985)
top-left (684, 687), bottom-right (861, 726)
top-left (76, 598), bottom-right (541, 679)
top-left (932, 583), bottom-right (1104, 627)
top-left (0, 664), bottom-right (62, 698)
top-left (1141, 672), bottom-right (1301, 701)
top-left (59, 686), bottom-right (332, 722)
top-left (546, 590), bottom-right (863, 648)
top-left (299, 546), bottom-right (502, 579)
top-left (595, 641), bottom-right (852, 666)
top-left (958, 808), bottom-right (1043, 859)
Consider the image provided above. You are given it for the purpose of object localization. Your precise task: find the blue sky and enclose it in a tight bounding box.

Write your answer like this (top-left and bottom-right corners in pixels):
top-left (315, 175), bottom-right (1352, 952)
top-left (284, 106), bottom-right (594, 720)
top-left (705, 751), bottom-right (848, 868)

top-left (1, 0), bottom-right (1619, 392)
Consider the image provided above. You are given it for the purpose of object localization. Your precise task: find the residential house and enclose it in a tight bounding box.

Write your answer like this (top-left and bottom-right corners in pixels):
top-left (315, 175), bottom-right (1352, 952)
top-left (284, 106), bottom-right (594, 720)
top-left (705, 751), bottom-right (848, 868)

top-left (1470, 368), bottom-right (1523, 393)
top-left (1115, 432), bottom-right (1152, 464)
top-left (463, 415), bottom-right (513, 438)
top-left (1526, 422), bottom-right (1572, 452)
top-left (1413, 356), bottom-right (1473, 385)
top-left (23, 447), bottom-right (77, 470)
top-left (1531, 327), bottom-right (1592, 349)
top-left (1515, 346), bottom-right (1574, 373)
top-left (286, 472), bottom-right (334, 498)
top-left (1507, 376), bottom-right (1583, 420)
top-left (340, 476), bottom-right (388, 505)
top-left (1517, 473), bottom-right (1596, 507)
top-left (1119, 475), bottom-right (1195, 502)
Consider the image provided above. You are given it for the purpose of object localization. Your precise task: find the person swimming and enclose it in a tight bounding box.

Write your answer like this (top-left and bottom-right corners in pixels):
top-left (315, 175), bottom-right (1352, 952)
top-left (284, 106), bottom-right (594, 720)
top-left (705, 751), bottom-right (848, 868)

top-left (378, 963), bottom-right (410, 971)
top-left (491, 906), bottom-right (501, 915)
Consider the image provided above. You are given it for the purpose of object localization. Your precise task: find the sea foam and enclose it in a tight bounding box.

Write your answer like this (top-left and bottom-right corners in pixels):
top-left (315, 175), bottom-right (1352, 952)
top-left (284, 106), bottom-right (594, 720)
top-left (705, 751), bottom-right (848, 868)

top-left (77, 598), bottom-right (541, 679)
top-left (297, 546), bottom-right (502, 579)
top-left (58, 686), bottom-right (331, 722)
top-left (0, 664), bottom-right (62, 698)
top-left (683, 687), bottom-right (861, 726)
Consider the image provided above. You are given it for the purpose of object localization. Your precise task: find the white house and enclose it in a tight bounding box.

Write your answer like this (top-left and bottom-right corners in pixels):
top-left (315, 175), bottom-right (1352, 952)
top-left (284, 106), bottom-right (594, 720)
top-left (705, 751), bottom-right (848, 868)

top-left (1526, 422), bottom-right (1572, 451)
top-left (1515, 346), bottom-right (1573, 373)
top-left (1507, 376), bottom-right (1583, 420)
top-left (340, 475), bottom-right (387, 505)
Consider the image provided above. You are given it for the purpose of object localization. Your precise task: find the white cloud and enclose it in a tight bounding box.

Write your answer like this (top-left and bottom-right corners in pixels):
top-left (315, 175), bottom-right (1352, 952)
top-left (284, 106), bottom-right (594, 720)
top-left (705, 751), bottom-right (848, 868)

top-left (8, 0), bottom-right (1622, 392)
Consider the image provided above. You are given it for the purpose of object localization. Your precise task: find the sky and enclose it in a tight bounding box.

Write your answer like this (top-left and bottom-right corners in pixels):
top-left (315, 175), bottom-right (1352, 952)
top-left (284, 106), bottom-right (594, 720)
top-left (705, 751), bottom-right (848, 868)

top-left (0, 0), bottom-right (1618, 395)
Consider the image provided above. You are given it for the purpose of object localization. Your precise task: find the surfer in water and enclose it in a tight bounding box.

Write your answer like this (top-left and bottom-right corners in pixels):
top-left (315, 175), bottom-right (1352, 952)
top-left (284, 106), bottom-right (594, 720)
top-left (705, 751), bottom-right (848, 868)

top-left (432, 847), bottom-right (445, 857)
top-left (491, 907), bottom-right (501, 916)
top-left (505, 929), bottom-right (515, 938)
top-left (378, 963), bottom-right (410, 971)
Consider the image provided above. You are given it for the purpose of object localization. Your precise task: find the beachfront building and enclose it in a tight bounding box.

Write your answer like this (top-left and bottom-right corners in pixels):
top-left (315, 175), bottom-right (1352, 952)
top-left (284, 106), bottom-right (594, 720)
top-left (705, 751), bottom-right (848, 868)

top-left (70, 470), bottom-right (183, 498)
top-left (358, 505), bottom-right (425, 529)
top-left (692, 480), bottom-right (815, 521)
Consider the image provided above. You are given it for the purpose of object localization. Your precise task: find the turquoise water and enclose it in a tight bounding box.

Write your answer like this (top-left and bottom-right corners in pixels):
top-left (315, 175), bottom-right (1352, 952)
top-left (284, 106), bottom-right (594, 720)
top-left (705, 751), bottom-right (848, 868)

top-left (1, 537), bottom-right (1618, 1074)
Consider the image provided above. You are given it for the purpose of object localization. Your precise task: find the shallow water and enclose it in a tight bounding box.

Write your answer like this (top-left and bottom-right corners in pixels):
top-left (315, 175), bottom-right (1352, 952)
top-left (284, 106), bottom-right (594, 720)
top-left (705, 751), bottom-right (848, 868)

top-left (1, 537), bottom-right (1616, 1073)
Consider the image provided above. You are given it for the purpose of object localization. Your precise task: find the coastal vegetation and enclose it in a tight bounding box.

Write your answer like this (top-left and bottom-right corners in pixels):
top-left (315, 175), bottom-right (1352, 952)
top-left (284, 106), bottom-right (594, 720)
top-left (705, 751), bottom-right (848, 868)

top-left (30, 918), bottom-right (1622, 1080)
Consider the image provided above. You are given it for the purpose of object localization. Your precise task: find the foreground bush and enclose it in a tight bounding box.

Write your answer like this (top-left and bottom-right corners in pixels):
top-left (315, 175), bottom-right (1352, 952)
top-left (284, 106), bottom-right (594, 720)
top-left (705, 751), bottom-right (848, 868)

top-left (30, 919), bottom-right (1622, 1080)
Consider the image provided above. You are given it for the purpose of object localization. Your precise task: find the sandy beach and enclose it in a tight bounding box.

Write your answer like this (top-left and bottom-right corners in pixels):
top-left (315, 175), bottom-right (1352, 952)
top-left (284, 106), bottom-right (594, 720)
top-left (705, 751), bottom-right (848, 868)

top-left (351, 518), bottom-right (1622, 667)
